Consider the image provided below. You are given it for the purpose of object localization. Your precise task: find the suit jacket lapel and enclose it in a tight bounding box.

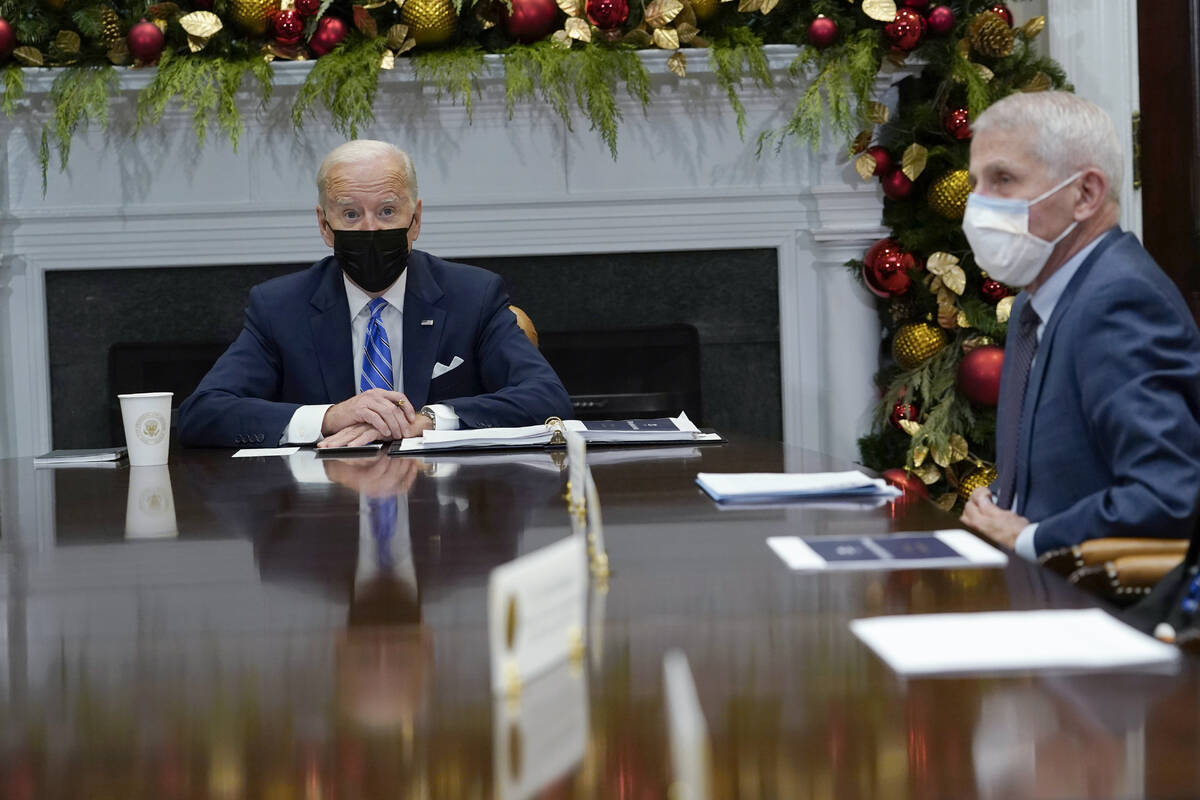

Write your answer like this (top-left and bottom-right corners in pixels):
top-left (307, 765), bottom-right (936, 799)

top-left (402, 251), bottom-right (446, 408)
top-left (309, 257), bottom-right (355, 403)
top-left (1014, 228), bottom-right (1124, 503)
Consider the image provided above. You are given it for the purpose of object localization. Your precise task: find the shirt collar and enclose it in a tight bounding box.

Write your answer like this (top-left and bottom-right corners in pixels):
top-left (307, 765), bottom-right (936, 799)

top-left (343, 269), bottom-right (408, 319)
top-left (1027, 232), bottom-right (1106, 325)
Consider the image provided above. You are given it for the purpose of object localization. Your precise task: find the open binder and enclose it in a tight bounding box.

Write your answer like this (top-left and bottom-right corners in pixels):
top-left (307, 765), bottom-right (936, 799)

top-left (391, 412), bottom-right (722, 454)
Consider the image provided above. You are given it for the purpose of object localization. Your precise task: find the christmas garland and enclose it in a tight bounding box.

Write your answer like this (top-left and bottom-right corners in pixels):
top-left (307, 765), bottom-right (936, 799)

top-left (0, 0), bottom-right (1072, 508)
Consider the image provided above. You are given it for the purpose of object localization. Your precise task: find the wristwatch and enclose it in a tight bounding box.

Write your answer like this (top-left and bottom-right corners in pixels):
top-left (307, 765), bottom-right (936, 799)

top-left (418, 406), bottom-right (438, 427)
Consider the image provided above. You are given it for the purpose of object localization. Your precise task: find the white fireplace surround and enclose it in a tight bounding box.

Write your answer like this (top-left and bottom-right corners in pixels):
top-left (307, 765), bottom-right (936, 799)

top-left (0, 4), bottom-right (1139, 461)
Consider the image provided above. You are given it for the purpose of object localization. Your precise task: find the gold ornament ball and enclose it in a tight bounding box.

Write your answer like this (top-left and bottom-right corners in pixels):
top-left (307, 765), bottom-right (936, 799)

top-left (928, 168), bottom-right (971, 220)
top-left (892, 322), bottom-right (948, 370)
top-left (957, 465), bottom-right (998, 502)
top-left (691, 0), bottom-right (719, 22)
top-left (401, 0), bottom-right (459, 47)
top-left (230, 0), bottom-right (281, 36)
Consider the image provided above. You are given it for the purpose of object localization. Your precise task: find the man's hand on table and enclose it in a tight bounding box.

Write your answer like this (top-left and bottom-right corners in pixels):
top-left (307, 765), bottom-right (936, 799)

top-left (319, 389), bottom-right (434, 447)
top-left (961, 487), bottom-right (1029, 549)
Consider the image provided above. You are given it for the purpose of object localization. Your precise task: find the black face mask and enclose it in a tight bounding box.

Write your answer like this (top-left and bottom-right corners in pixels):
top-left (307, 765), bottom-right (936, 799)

top-left (331, 224), bottom-right (412, 293)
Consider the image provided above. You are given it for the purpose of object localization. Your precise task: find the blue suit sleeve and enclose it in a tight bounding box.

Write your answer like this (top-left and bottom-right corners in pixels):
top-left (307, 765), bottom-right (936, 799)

top-left (438, 274), bottom-right (572, 428)
top-left (177, 285), bottom-right (302, 447)
top-left (1034, 279), bottom-right (1200, 551)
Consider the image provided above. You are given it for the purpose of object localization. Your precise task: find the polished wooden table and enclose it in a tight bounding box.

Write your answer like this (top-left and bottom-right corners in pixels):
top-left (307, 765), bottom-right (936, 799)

top-left (2, 438), bottom-right (1198, 798)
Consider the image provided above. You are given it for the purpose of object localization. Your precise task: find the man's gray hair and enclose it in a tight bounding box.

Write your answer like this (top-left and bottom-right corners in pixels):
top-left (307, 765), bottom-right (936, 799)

top-left (972, 91), bottom-right (1123, 203)
top-left (316, 140), bottom-right (418, 206)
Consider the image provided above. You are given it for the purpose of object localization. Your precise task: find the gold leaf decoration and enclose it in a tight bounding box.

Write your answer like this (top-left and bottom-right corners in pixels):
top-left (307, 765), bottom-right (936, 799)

top-left (934, 493), bottom-right (958, 512)
top-left (996, 295), bottom-right (1014, 324)
top-left (359, 0), bottom-right (390, 8)
top-left (667, 50), bottom-right (686, 77)
top-left (1021, 15), bottom-right (1046, 39)
top-left (849, 129), bottom-right (872, 156)
top-left (926, 251), bottom-right (959, 275)
top-left (861, 0), bottom-right (897, 22)
top-left (13, 46), bottom-right (44, 67)
top-left (180, 10), bottom-right (223, 38)
top-left (379, 50), bottom-right (396, 69)
top-left (676, 22), bottom-right (699, 43)
top-left (386, 23), bottom-right (410, 49)
top-left (644, 0), bottom-right (683, 28)
top-left (898, 419), bottom-right (921, 437)
top-left (956, 310), bottom-right (970, 328)
top-left (855, 152), bottom-right (877, 181)
top-left (865, 101), bottom-right (889, 124)
top-left (622, 28), bottom-right (652, 46)
top-left (937, 301), bottom-right (958, 330)
top-left (146, 2), bottom-right (181, 19)
top-left (975, 63), bottom-right (995, 82)
top-left (1021, 72), bottom-right (1051, 93)
top-left (901, 142), bottom-right (927, 181)
top-left (948, 434), bottom-right (969, 464)
top-left (565, 16), bottom-right (591, 41)
top-left (395, 36), bottom-right (416, 54)
top-left (108, 40), bottom-right (131, 64)
top-left (550, 29), bottom-right (572, 47)
top-left (652, 26), bottom-right (680, 49)
top-left (914, 462), bottom-right (942, 485)
top-left (556, 0), bottom-right (583, 17)
top-left (737, 0), bottom-right (762, 13)
top-left (912, 445), bottom-right (928, 468)
top-left (931, 441), bottom-right (950, 468)
top-left (758, 0), bottom-right (780, 14)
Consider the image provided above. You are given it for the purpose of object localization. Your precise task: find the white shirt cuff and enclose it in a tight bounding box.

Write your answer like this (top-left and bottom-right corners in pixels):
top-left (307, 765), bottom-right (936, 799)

top-left (1014, 523), bottom-right (1039, 562)
top-left (280, 404), bottom-right (332, 445)
top-left (424, 403), bottom-right (460, 430)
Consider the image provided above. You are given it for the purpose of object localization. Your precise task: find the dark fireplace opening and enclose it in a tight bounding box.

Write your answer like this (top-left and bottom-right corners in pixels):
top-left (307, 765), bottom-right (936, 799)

top-left (48, 250), bottom-right (780, 448)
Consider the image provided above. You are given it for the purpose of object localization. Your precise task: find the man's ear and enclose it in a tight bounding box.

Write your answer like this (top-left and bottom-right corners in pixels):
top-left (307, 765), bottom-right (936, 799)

top-left (317, 206), bottom-right (334, 248)
top-left (1075, 168), bottom-right (1110, 220)
top-left (408, 199), bottom-right (422, 245)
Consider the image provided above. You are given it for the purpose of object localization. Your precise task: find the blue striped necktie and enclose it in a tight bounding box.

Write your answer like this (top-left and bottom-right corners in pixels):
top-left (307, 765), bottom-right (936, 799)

top-left (360, 297), bottom-right (394, 392)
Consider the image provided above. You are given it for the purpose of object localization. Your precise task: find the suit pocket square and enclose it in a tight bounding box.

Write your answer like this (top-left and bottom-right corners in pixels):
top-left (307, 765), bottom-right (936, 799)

top-left (431, 356), bottom-right (464, 379)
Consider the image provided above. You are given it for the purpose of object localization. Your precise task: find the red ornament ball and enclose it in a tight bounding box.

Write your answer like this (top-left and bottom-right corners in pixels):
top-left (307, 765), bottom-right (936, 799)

top-left (889, 402), bottom-right (920, 430)
top-left (308, 15), bottom-right (348, 56)
top-left (585, 0), bottom-right (629, 29)
top-left (0, 18), bottom-right (14, 64)
top-left (271, 9), bottom-right (304, 45)
top-left (870, 249), bottom-right (916, 297)
top-left (882, 468), bottom-right (929, 499)
top-left (980, 279), bottom-right (1010, 303)
top-left (943, 107), bottom-right (971, 140)
top-left (503, 0), bottom-right (559, 43)
top-left (884, 7), bottom-right (925, 51)
top-left (988, 3), bottom-right (1014, 26)
top-left (294, 0), bottom-right (321, 15)
top-left (866, 145), bottom-right (892, 176)
top-left (925, 4), bottom-right (955, 35)
top-left (881, 168), bottom-right (913, 200)
top-left (957, 345), bottom-right (1005, 406)
top-left (127, 19), bottom-right (165, 64)
top-left (903, 0), bottom-right (930, 7)
top-left (808, 14), bottom-right (838, 49)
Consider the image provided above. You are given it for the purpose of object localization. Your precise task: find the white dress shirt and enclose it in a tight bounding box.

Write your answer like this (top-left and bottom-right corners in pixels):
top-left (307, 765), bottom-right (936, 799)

top-left (280, 272), bottom-right (460, 444)
top-left (1011, 234), bottom-right (1105, 561)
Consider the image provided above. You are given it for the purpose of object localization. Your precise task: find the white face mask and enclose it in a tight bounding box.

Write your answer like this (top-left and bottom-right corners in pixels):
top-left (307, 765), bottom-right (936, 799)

top-left (961, 171), bottom-right (1082, 287)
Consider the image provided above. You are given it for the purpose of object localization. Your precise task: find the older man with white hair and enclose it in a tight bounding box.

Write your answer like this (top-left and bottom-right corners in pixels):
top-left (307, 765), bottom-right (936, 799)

top-left (179, 139), bottom-right (571, 448)
top-left (961, 91), bottom-right (1200, 560)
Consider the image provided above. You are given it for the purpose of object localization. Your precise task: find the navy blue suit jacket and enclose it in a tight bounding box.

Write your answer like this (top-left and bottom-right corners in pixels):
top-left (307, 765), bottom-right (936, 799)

top-left (178, 251), bottom-right (571, 447)
top-left (997, 229), bottom-right (1200, 553)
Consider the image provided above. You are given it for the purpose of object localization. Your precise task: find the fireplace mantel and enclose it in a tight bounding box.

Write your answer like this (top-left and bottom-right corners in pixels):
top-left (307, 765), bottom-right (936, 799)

top-left (0, 46), bottom-right (906, 460)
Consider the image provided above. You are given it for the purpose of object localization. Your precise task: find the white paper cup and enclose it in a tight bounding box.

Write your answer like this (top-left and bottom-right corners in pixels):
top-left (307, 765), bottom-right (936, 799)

top-left (125, 465), bottom-right (178, 539)
top-left (118, 391), bottom-right (173, 466)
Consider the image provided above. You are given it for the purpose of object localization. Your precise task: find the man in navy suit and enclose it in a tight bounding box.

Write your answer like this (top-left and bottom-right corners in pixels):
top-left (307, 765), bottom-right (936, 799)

top-left (961, 92), bottom-right (1200, 559)
top-left (178, 140), bottom-right (571, 448)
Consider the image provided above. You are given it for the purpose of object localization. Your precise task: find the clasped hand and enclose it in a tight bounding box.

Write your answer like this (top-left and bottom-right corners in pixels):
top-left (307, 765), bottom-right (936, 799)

top-left (961, 487), bottom-right (1029, 549)
top-left (319, 389), bottom-right (434, 448)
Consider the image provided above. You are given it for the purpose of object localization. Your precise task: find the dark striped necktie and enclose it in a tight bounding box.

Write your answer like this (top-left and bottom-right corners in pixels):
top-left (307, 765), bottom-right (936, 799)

top-left (995, 301), bottom-right (1041, 510)
top-left (360, 297), bottom-right (394, 392)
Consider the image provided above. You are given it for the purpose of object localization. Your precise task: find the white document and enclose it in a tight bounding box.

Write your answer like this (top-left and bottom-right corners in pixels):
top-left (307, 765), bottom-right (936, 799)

top-left (399, 412), bottom-right (705, 452)
top-left (850, 608), bottom-right (1180, 676)
top-left (232, 447), bottom-right (300, 458)
top-left (696, 470), bottom-right (901, 503)
top-left (488, 536), bottom-right (588, 694)
top-left (767, 529), bottom-right (1007, 571)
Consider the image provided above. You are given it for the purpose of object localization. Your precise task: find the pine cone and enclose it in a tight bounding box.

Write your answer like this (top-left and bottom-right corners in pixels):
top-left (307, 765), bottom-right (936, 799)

top-left (968, 11), bottom-right (1015, 58)
top-left (100, 5), bottom-right (122, 45)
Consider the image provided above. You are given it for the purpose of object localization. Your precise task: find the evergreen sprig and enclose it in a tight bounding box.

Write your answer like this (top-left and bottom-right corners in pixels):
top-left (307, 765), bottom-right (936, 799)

top-left (709, 27), bottom-right (771, 138)
top-left (0, 64), bottom-right (24, 117)
top-left (40, 65), bottom-right (116, 192)
top-left (292, 36), bottom-right (388, 138)
top-left (412, 46), bottom-right (488, 119)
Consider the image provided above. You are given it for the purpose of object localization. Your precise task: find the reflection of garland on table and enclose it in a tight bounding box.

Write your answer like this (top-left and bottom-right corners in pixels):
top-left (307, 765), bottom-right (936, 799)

top-left (0, 1), bottom-right (1071, 507)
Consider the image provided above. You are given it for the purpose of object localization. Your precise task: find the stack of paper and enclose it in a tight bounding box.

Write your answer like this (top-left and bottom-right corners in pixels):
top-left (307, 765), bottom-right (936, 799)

top-left (33, 447), bottom-right (127, 468)
top-left (397, 412), bottom-right (712, 453)
top-left (851, 608), bottom-right (1180, 676)
top-left (696, 470), bottom-right (901, 504)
